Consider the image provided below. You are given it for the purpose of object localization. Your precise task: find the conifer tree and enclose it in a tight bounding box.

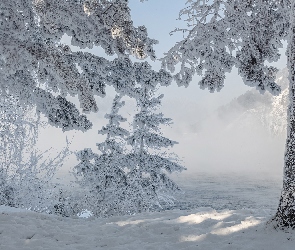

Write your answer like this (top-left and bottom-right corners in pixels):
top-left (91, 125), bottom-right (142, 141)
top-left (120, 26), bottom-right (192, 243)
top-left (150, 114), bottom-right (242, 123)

top-left (74, 62), bottom-right (184, 216)
top-left (74, 95), bottom-right (130, 216)
top-left (125, 63), bottom-right (186, 213)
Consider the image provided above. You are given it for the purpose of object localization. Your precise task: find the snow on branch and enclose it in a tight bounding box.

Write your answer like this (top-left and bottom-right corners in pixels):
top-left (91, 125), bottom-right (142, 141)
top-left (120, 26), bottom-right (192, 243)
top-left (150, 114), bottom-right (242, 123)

top-left (162, 0), bottom-right (289, 94)
top-left (0, 0), bottom-right (159, 131)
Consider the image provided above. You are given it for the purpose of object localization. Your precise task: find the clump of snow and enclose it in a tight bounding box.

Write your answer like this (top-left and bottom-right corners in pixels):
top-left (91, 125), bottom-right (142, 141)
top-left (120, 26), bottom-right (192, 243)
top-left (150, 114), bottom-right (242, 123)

top-left (0, 206), bottom-right (293, 249)
top-left (78, 209), bottom-right (93, 218)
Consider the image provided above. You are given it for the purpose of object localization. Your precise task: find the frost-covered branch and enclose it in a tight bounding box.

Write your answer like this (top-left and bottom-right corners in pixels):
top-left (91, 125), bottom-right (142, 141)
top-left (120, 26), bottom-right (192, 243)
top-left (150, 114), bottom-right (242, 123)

top-left (0, 94), bottom-right (70, 212)
top-left (162, 0), bottom-right (289, 94)
top-left (0, 0), bottom-right (158, 131)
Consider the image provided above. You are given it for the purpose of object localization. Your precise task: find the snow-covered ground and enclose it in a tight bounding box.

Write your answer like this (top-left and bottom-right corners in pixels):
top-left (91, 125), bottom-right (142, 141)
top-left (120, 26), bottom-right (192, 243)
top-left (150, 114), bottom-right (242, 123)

top-left (1, 172), bottom-right (293, 250)
top-left (1, 205), bottom-right (294, 250)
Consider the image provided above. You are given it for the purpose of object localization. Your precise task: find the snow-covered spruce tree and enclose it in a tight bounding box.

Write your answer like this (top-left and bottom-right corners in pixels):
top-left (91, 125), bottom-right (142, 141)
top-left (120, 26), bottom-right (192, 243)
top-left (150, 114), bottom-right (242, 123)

top-left (74, 95), bottom-right (130, 217)
top-left (162, 0), bottom-right (295, 229)
top-left (125, 62), bottom-right (186, 213)
top-left (0, 0), bottom-right (157, 131)
top-left (74, 62), bottom-right (183, 216)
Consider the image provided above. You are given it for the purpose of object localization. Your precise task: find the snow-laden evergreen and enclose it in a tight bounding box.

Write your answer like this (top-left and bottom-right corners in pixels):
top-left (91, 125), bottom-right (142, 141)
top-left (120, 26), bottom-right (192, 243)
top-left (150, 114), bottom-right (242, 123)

top-left (0, 0), bottom-right (158, 131)
top-left (74, 77), bottom-right (185, 216)
top-left (74, 95), bottom-right (130, 216)
top-left (162, 0), bottom-right (288, 95)
top-left (125, 65), bottom-right (186, 213)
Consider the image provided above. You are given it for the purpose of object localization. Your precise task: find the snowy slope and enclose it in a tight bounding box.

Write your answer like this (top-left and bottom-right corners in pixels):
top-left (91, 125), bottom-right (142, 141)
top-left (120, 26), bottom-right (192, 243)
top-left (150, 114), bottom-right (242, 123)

top-left (0, 205), bottom-right (294, 250)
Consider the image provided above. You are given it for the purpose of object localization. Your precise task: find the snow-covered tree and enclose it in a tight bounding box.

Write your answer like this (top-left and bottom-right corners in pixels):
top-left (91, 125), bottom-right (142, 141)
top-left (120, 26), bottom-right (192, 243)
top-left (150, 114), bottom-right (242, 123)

top-left (0, 94), bottom-right (38, 206)
top-left (162, 0), bottom-right (295, 229)
top-left (74, 62), bottom-right (183, 216)
top-left (0, 0), bottom-right (157, 131)
top-left (125, 62), bottom-right (186, 213)
top-left (74, 95), bottom-right (130, 216)
top-left (1, 0), bottom-right (168, 215)
top-left (0, 93), bottom-right (70, 212)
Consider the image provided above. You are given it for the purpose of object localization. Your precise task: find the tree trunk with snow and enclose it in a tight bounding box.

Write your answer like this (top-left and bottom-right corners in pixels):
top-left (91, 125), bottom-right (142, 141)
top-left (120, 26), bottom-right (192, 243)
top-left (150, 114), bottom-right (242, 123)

top-left (274, 1), bottom-right (295, 229)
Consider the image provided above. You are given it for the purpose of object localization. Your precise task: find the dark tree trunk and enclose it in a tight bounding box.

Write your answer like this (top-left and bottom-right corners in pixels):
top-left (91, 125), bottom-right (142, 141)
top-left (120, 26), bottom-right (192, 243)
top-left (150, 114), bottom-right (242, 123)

top-left (274, 2), bottom-right (295, 229)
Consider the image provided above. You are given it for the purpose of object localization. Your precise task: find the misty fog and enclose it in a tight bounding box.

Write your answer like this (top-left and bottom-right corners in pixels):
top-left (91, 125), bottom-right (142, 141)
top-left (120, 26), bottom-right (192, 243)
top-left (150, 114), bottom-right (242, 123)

top-left (36, 69), bottom-right (289, 185)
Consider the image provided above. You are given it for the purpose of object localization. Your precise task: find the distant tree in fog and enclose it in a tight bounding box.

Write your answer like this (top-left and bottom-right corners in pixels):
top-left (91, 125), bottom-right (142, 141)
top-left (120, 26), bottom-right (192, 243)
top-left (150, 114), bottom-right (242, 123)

top-left (217, 69), bottom-right (288, 136)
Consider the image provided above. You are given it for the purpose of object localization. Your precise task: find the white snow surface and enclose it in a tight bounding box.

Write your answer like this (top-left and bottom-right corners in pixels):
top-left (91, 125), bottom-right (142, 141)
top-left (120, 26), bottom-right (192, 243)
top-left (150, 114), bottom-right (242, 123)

top-left (0, 205), bottom-right (294, 250)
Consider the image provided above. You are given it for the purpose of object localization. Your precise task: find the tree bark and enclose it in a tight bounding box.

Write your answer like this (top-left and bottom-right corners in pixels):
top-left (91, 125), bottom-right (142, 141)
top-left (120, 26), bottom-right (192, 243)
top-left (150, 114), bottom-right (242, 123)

top-left (274, 1), bottom-right (295, 229)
